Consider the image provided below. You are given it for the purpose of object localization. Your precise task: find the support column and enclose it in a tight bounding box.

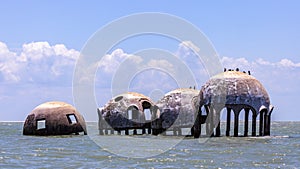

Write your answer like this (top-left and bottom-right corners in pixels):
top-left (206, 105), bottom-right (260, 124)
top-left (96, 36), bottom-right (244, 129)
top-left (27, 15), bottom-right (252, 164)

top-left (259, 112), bottom-right (264, 136)
top-left (216, 122), bottom-right (221, 137)
top-left (214, 108), bottom-right (221, 137)
top-left (193, 110), bottom-right (201, 138)
top-left (252, 113), bottom-right (257, 136)
top-left (266, 107), bottom-right (274, 136)
top-left (264, 112), bottom-right (268, 136)
top-left (147, 127), bottom-right (151, 134)
top-left (226, 107), bottom-right (231, 136)
top-left (211, 109), bottom-right (214, 137)
top-left (204, 106), bottom-right (214, 137)
top-left (264, 114), bottom-right (271, 136)
top-left (244, 108), bottom-right (249, 137)
top-left (178, 128), bottom-right (182, 136)
top-left (173, 128), bottom-right (177, 136)
top-left (234, 112), bottom-right (239, 137)
top-left (267, 114), bottom-right (271, 136)
top-left (125, 129), bottom-right (129, 135)
top-left (98, 109), bottom-right (104, 135)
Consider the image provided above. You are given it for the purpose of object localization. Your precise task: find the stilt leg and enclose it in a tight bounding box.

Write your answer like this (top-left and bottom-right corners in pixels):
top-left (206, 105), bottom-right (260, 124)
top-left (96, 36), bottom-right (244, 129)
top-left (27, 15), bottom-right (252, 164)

top-left (252, 114), bottom-right (257, 136)
top-left (226, 108), bottom-right (231, 136)
top-left (244, 109), bottom-right (249, 137)
top-left (259, 112), bottom-right (264, 136)
top-left (234, 112), bottom-right (239, 137)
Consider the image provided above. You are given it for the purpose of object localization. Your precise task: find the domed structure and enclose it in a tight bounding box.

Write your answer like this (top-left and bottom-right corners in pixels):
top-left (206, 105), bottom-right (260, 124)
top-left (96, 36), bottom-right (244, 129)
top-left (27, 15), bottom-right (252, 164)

top-left (152, 88), bottom-right (201, 136)
top-left (195, 70), bottom-right (274, 138)
top-left (23, 101), bottom-right (87, 135)
top-left (98, 92), bottom-right (156, 135)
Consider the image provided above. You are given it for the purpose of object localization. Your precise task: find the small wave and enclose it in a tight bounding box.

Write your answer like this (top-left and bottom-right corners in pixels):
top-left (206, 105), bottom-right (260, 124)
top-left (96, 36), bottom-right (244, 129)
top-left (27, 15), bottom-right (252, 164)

top-left (248, 135), bottom-right (290, 139)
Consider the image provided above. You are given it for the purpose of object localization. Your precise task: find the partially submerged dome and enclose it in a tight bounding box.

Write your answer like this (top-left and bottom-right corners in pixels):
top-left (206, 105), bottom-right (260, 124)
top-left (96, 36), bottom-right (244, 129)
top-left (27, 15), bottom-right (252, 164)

top-left (23, 101), bottom-right (87, 135)
top-left (200, 71), bottom-right (272, 113)
top-left (98, 92), bottom-right (155, 133)
top-left (152, 88), bottom-right (200, 135)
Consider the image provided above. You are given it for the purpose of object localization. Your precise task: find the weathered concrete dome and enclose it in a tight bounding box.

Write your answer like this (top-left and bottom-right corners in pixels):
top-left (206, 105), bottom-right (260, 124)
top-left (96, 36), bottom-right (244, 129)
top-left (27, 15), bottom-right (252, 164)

top-left (98, 92), bottom-right (155, 134)
top-left (23, 101), bottom-right (87, 135)
top-left (200, 71), bottom-right (271, 113)
top-left (196, 70), bottom-right (274, 138)
top-left (152, 88), bottom-right (200, 135)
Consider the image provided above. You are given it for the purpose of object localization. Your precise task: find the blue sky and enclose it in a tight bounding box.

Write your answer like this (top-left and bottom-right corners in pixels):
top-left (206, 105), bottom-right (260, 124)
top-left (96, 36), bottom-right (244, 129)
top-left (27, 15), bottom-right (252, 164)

top-left (1, 1), bottom-right (300, 121)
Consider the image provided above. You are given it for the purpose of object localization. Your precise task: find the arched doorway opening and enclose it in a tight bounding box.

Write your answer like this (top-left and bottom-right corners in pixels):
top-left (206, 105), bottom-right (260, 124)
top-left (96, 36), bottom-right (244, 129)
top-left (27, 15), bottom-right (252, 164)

top-left (219, 107), bottom-right (227, 136)
top-left (127, 106), bottom-right (139, 121)
top-left (142, 101), bottom-right (152, 121)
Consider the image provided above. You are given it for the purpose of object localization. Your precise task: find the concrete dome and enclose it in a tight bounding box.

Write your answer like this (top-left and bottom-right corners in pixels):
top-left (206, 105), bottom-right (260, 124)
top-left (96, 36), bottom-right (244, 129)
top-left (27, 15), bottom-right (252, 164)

top-left (98, 92), bottom-right (155, 134)
top-left (23, 101), bottom-right (87, 135)
top-left (200, 71), bottom-right (271, 113)
top-left (195, 70), bottom-right (274, 138)
top-left (102, 92), bottom-right (154, 116)
top-left (152, 88), bottom-right (200, 135)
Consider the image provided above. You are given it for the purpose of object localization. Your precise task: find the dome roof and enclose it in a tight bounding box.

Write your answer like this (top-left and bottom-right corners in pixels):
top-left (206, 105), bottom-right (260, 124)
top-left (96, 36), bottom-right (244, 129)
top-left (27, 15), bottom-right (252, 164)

top-left (157, 88), bottom-right (200, 107)
top-left (155, 88), bottom-right (200, 128)
top-left (164, 88), bottom-right (199, 96)
top-left (102, 92), bottom-right (154, 116)
top-left (200, 71), bottom-right (271, 112)
top-left (23, 101), bottom-right (87, 135)
top-left (34, 101), bottom-right (73, 110)
top-left (100, 92), bottom-right (155, 130)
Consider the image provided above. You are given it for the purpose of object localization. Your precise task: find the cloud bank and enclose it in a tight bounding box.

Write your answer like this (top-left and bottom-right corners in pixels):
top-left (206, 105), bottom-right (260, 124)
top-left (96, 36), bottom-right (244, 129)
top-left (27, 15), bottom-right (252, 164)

top-left (0, 41), bottom-right (79, 84)
top-left (0, 41), bottom-right (299, 121)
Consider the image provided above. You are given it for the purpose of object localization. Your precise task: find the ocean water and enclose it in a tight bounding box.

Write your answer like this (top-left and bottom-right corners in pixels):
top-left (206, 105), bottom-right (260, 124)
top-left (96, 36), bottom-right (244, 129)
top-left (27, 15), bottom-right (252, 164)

top-left (0, 122), bottom-right (299, 169)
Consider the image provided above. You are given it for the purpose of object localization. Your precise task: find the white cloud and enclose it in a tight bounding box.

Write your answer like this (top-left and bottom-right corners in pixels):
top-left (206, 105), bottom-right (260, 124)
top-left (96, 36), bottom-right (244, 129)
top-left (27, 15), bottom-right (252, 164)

top-left (1, 40), bottom-right (300, 121)
top-left (255, 58), bottom-right (300, 68)
top-left (0, 60), bottom-right (21, 82)
top-left (177, 41), bottom-right (200, 57)
top-left (256, 58), bottom-right (273, 66)
top-left (221, 56), bottom-right (251, 70)
top-left (147, 59), bottom-right (175, 73)
top-left (0, 42), bottom-right (20, 82)
top-left (128, 70), bottom-right (178, 93)
top-left (0, 41), bottom-right (79, 83)
top-left (0, 42), bottom-right (14, 57)
top-left (98, 49), bottom-right (134, 73)
top-left (277, 58), bottom-right (300, 67)
top-left (223, 56), bottom-right (300, 70)
top-left (20, 42), bottom-right (53, 61)
top-left (221, 56), bottom-right (300, 93)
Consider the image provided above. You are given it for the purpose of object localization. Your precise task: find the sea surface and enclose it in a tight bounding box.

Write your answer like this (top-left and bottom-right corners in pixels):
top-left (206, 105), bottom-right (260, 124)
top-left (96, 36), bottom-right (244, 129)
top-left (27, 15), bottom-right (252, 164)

top-left (0, 122), bottom-right (299, 169)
